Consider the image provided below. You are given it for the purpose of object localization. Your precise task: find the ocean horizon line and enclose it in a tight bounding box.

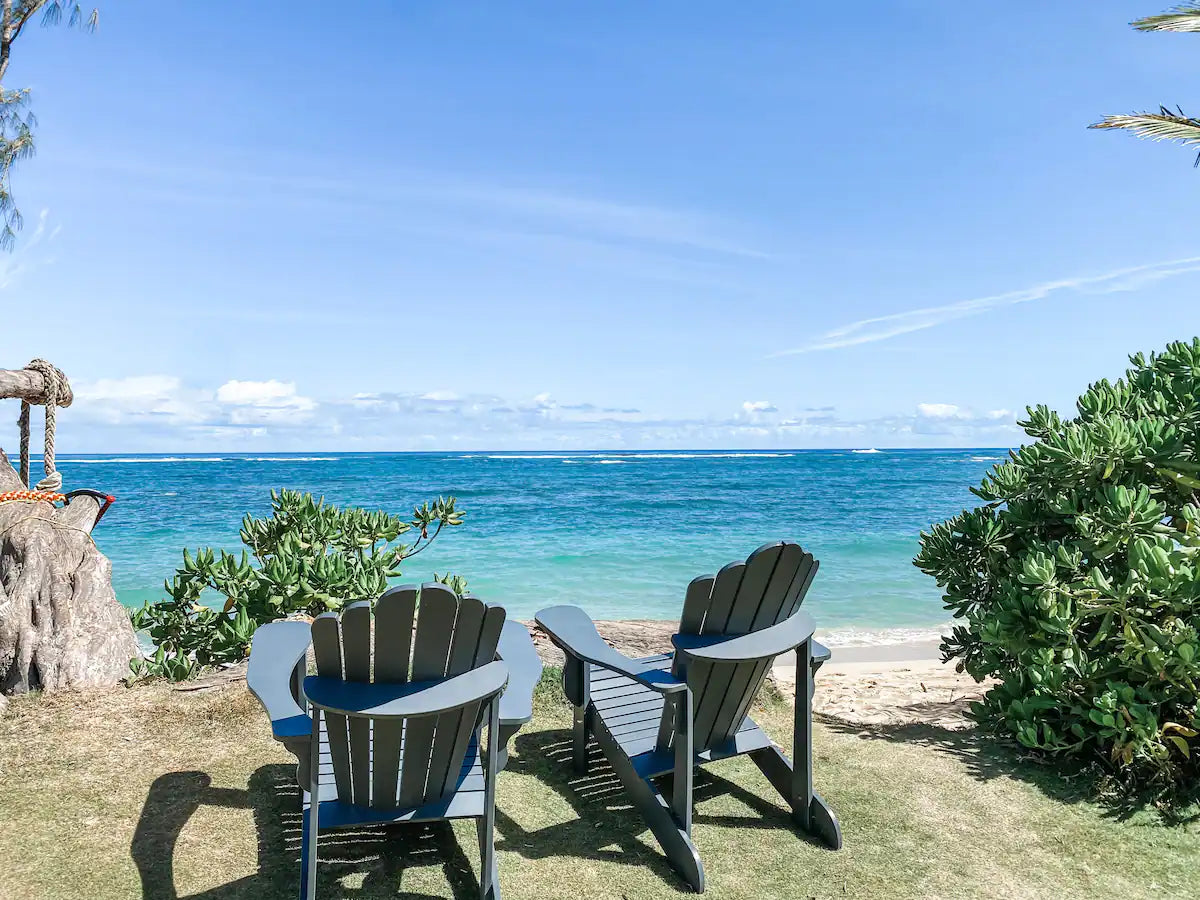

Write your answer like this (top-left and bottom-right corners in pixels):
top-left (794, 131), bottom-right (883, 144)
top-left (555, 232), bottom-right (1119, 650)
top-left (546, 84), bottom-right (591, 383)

top-left (34, 446), bottom-right (1015, 457)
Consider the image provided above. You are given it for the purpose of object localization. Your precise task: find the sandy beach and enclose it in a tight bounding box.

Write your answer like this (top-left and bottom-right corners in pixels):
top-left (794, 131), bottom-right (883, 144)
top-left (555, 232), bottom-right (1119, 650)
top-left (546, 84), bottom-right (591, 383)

top-left (527, 621), bottom-right (990, 731)
top-left (773, 645), bottom-right (990, 730)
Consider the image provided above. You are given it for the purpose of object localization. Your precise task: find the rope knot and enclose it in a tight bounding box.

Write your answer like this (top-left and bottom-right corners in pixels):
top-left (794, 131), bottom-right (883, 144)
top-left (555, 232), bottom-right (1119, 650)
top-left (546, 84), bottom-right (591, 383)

top-left (18, 358), bottom-right (68, 491)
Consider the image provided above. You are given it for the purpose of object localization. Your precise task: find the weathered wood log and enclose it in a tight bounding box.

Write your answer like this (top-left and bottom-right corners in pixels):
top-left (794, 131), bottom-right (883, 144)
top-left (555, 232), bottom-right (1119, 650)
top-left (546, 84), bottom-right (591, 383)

top-left (0, 447), bottom-right (138, 694)
top-left (0, 367), bottom-right (75, 407)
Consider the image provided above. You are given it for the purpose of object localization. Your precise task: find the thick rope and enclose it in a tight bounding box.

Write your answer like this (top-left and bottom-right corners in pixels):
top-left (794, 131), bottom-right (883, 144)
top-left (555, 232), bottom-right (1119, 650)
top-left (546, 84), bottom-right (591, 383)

top-left (17, 359), bottom-right (67, 492)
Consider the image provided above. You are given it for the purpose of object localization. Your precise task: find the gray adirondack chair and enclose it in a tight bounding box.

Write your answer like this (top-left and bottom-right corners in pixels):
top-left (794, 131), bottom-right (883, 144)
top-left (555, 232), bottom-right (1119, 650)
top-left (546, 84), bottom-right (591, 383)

top-left (247, 583), bottom-right (543, 900)
top-left (535, 541), bottom-right (842, 893)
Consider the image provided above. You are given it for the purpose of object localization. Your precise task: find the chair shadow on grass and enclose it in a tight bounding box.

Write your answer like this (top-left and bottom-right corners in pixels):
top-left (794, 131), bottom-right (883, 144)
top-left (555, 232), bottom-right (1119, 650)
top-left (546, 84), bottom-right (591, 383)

top-left (495, 726), bottom-right (828, 890)
top-left (816, 713), bottom-right (1200, 826)
top-left (131, 766), bottom-right (483, 900)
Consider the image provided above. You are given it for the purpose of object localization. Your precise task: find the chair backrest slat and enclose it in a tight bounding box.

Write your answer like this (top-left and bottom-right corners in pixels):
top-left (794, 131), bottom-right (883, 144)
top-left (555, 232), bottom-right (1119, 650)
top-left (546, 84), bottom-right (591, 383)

top-left (398, 717), bottom-right (437, 806)
top-left (311, 613), bottom-right (342, 677)
top-left (473, 606), bottom-right (506, 669)
top-left (412, 584), bottom-right (460, 679)
top-left (374, 586), bottom-right (418, 683)
top-left (446, 594), bottom-right (488, 676)
top-left (678, 575), bottom-right (715, 633)
top-left (371, 718), bottom-right (403, 808)
top-left (698, 561), bottom-right (746, 635)
top-left (782, 556), bottom-right (819, 620)
top-left (341, 602), bottom-right (372, 682)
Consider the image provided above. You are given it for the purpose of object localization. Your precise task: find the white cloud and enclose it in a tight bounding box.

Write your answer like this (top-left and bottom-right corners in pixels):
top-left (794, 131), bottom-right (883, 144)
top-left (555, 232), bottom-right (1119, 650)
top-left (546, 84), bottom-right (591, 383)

top-left (214, 380), bottom-right (316, 426)
top-left (773, 256), bottom-right (1200, 355)
top-left (215, 379), bottom-right (313, 408)
top-left (741, 400), bottom-right (777, 414)
top-left (917, 403), bottom-right (965, 419)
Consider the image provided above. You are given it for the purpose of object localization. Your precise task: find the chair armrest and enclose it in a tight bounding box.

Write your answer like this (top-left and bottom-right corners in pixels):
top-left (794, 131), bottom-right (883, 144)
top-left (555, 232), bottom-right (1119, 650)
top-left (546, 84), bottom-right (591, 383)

top-left (303, 661), bottom-right (509, 719)
top-left (671, 610), bottom-right (817, 663)
top-left (496, 620), bottom-right (542, 727)
top-left (812, 639), bottom-right (832, 665)
top-left (246, 620), bottom-right (313, 741)
top-left (535, 605), bottom-right (687, 694)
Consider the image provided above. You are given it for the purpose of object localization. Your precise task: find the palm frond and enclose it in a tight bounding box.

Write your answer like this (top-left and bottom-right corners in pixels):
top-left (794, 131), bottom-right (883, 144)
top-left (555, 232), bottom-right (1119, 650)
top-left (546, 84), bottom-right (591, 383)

top-left (1133, 4), bottom-right (1200, 32)
top-left (1090, 107), bottom-right (1200, 144)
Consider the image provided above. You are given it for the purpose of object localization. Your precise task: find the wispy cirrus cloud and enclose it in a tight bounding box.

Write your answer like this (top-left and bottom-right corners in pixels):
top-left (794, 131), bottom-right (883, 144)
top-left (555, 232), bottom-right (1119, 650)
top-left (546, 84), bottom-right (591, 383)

top-left (772, 256), bottom-right (1200, 356)
top-left (62, 154), bottom-right (767, 265)
top-left (0, 209), bottom-right (58, 290)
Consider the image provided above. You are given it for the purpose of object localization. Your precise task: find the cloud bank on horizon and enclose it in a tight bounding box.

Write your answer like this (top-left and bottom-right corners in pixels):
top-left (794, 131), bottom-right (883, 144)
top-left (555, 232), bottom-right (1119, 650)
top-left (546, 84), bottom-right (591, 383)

top-left (43, 375), bottom-right (1023, 453)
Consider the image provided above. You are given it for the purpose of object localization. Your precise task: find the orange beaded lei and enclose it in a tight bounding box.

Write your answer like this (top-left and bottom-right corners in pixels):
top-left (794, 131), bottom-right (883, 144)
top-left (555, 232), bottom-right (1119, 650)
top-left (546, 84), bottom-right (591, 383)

top-left (0, 489), bottom-right (67, 504)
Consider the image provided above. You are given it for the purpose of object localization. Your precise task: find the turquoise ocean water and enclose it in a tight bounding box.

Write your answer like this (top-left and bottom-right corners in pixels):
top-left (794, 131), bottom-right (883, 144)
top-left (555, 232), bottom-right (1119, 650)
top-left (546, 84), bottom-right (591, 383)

top-left (45, 449), bottom-right (1005, 642)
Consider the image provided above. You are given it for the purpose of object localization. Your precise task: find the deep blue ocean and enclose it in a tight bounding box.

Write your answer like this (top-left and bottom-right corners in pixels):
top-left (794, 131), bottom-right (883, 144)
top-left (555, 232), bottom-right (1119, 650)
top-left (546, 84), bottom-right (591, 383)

top-left (46, 449), bottom-right (1005, 642)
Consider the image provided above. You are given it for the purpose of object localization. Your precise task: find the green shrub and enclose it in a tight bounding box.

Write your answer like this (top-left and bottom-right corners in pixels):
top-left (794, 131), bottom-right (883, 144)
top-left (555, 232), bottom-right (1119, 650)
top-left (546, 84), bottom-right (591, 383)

top-left (915, 338), bottom-right (1200, 802)
top-left (129, 489), bottom-right (465, 681)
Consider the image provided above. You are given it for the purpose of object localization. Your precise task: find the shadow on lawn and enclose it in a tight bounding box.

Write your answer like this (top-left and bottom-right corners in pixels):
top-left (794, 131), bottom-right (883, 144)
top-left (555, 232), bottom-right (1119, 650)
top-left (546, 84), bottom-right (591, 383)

top-left (131, 766), bottom-right (482, 899)
top-left (499, 726), bottom-right (825, 888)
top-left (818, 714), bottom-right (1200, 825)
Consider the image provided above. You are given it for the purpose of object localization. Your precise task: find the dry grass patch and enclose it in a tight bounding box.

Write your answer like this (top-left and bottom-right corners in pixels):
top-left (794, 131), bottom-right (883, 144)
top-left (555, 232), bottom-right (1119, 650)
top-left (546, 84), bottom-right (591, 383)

top-left (0, 679), bottom-right (1196, 899)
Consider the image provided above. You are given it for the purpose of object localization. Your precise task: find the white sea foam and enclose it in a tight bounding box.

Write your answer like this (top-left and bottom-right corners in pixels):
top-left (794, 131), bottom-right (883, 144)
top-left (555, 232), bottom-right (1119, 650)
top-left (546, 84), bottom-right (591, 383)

top-left (242, 457), bottom-right (339, 462)
top-left (60, 455), bottom-right (338, 464)
top-left (971, 456), bottom-right (1002, 461)
top-left (486, 454), bottom-right (582, 460)
top-left (851, 448), bottom-right (882, 454)
top-left (64, 457), bottom-right (228, 463)
top-left (816, 624), bottom-right (951, 647)
top-left (488, 452), bottom-right (795, 460)
top-left (610, 452), bottom-right (794, 459)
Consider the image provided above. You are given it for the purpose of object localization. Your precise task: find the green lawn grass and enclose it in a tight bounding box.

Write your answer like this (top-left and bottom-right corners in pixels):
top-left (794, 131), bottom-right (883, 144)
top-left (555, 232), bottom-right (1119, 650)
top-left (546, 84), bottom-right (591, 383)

top-left (0, 675), bottom-right (1195, 899)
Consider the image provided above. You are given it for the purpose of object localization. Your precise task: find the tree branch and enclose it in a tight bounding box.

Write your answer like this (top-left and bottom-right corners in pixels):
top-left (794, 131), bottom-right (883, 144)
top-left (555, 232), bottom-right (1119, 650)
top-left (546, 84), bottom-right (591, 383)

top-left (0, 366), bottom-right (75, 405)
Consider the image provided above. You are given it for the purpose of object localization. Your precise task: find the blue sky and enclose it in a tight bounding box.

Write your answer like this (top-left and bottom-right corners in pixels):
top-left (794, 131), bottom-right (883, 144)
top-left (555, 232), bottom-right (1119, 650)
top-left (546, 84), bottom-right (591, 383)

top-left (1, 1), bottom-right (1198, 451)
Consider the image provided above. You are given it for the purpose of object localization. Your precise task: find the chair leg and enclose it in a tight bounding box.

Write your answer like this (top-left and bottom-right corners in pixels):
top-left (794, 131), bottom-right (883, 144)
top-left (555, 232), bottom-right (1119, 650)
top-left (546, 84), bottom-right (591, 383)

top-left (572, 703), bottom-right (590, 774)
top-left (478, 699), bottom-right (501, 900)
top-left (564, 657), bottom-right (592, 774)
top-left (749, 746), bottom-right (842, 849)
top-left (748, 639), bottom-right (843, 850)
top-left (476, 816), bottom-right (501, 900)
top-left (302, 713), bottom-right (321, 900)
top-left (793, 640), bottom-right (814, 832)
top-left (594, 716), bottom-right (705, 892)
top-left (670, 689), bottom-right (694, 836)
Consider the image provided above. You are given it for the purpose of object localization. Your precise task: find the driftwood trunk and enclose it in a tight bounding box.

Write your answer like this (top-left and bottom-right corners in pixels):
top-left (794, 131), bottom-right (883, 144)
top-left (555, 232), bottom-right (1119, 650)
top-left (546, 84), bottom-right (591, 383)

top-left (0, 448), bottom-right (139, 693)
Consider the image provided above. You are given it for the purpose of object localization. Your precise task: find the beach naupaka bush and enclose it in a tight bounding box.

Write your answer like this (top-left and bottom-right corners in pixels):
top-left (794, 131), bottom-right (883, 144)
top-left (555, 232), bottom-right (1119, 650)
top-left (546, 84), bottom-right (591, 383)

top-left (129, 489), bottom-right (464, 681)
top-left (916, 338), bottom-right (1200, 803)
